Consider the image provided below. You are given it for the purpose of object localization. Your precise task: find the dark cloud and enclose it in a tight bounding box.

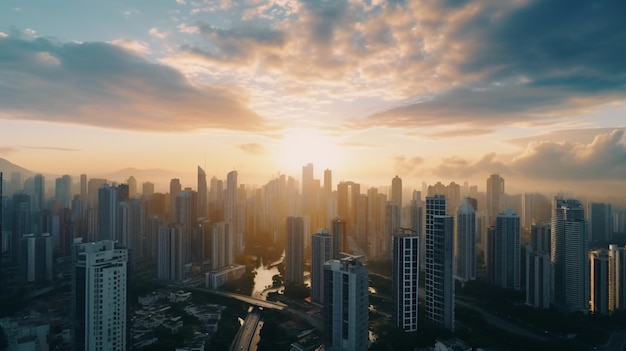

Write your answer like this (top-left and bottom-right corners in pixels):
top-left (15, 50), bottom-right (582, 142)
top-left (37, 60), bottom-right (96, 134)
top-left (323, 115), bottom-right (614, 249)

top-left (194, 22), bottom-right (286, 60)
top-left (0, 36), bottom-right (266, 132)
top-left (363, 0), bottom-right (626, 128)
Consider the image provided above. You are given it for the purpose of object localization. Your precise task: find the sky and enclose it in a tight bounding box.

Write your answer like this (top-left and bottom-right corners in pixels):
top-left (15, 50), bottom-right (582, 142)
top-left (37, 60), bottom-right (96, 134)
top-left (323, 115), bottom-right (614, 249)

top-left (0, 0), bottom-right (625, 197)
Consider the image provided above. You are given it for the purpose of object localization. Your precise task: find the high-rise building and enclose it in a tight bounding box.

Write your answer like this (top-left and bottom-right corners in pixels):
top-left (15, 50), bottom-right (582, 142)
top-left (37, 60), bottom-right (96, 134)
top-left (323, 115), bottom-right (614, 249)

top-left (55, 175), bottom-right (72, 209)
top-left (530, 222), bottom-right (551, 253)
top-left (323, 169), bottom-right (332, 196)
top-left (331, 218), bottom-right (346, 259)
top-left (590, 249), bottom-right (610, 315)
top-left (392, 228), bottom-right (419, 332)
top-left (169, 179), bottom-right (182, 223)
top-left (127, 176), bottom-right (137, 198)
top-left (73, 240), bottom-right (127, 351)
top-left (385, 201), bottom-right (401, 258)
top-left (311, 229), bottom-right (332, 304)
top-left (486, 174), bottom-right (504, 226)
top-left (455, 198), bottom-right (476, 282)
top-left (286, 216), bottom-right (304, 285)
top-left (87, 178), bottom-right (107, 208)
top-left (80, 174), bottom-right (87, 204)
top-left (157, 224), bottom-right (184, 281)
top-left (11, 192), bottom-right (31, 265)
top-left (391, 175), bottom-right (402, 207)
top-left (142, 182), bottom-right (154, 198)
top-left (408, 193), bottom-right (424, 271)
top-left (97, 185), bottom-right (118, 242)
top-left (425, 195), bottom-right (454, 330)
top-left (608, 244), bottom-right (626, 313)
top-left (551, 197), bottom-right (588, 313)
top-left (209, 221), bottom-right (232, 270)
top-left (589, 203), bottom-right (613, 242)
top-left (33, 174), bottom-right (45, 212)
top-left (323, 255), bottom-right (369, 351)
top-left (525, 246), bottom-right (551, 309)
top-left (197, 166), bottom-right (208, 219)
top-left (494, 209), bottom-right (520, 290)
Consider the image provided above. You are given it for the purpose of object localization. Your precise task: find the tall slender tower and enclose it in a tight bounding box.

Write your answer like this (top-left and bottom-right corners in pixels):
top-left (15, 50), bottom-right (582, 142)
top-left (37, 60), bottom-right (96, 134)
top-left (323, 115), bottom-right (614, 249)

top-left (331, 218), bottom-right (346, 259)
top-left (391, 175), bottom-right (402, 207)
top-left (97, 185), bottom-right (118, 242)
top-left (73, 240), bottom-right (127, 351)
top-left (425, 195), bottom-right (454, 330)
top-left (589, 203), bottom-right (613, 242)
top-left (494, 209), bottom-right (521, 290)
top-left (197, 166), bottom-right (208, 219)
top-left (311, 229), bottom-right (332, 304)
top-left (169, 179), bottom-right (181, 223)
top-left (609, 244), bottom-right (626, 312)
top-left (455, 198), bottom-right (476, 282)
top-left (590, 249), bottom-right (609, 315)
top-left (486, 174), bottom-right (504, 226)
top-left (286, 216), bottom-right (304, 285)
top-left (551, 197), bottom-right (588, 312)
top-left (392, 228), bottom-right (419, 332)
top-left (323, 254), bottom-right (369, 351)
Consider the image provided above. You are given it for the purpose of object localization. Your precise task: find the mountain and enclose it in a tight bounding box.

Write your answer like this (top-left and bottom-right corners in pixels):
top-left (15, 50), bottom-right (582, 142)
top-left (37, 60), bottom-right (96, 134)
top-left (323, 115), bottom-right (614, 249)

top-left (0, 157), bottom-right (36, 179)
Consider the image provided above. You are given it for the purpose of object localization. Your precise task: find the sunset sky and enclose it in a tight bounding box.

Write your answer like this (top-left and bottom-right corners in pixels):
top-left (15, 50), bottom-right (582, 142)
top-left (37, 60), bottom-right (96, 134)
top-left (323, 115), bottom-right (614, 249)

top-left (0, 0), bottom-right (624, 196)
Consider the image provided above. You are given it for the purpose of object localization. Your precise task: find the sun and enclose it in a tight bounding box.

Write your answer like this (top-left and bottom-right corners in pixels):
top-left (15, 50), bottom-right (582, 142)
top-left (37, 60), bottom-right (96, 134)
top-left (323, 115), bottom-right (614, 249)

top-left (276, 128), bottom-right (343, 173)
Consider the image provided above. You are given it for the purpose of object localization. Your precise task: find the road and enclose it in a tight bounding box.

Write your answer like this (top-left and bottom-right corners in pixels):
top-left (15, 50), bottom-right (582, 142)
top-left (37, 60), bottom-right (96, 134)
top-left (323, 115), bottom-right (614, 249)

top-left (595, 330), bottom-right (626, 351)
top-left (230, 307), bottom-right (262, 351)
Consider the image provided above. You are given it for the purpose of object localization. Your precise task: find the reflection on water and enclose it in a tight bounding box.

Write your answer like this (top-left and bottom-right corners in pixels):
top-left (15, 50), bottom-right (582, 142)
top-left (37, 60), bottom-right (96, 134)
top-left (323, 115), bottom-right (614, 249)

top-left (252, 252), bottom-right (284, 297)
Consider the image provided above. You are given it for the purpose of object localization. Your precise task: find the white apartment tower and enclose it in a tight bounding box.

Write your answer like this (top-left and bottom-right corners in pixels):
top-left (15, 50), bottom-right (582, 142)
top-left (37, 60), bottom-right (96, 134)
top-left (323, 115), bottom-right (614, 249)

top-left (425, 195), bottom-right (455, 330)
top-left (392, 228), bottom-right (419, 332)
top-left (73, 240), bottom-right (127, 351)
top-left (323, 255), bottom-right (369, 351)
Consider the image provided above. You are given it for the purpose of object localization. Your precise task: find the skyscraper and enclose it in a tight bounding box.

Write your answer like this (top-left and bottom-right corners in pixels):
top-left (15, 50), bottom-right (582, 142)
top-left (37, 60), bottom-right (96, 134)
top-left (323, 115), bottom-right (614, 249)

top-left (311, 229), bottom-right (332, 304)
top-left (385, 201), bottom-right (401, 258)
top-left (425, 195), bottom-right (454, 330)
top-left (323, 255), bottom-right (368, 351)
top-left (486, 174), bottom-right (504, 226)
top-left (530, 222), bottom-right (551, 253)
top-left (73, 240), bottom-right (127, 351)
top-left (197, 166), bottom-right (208, 219)
top-left (589, 203), bottom-right (613, 242)
top-left (590, 249), bottom-right (609, 315)
top-left (169, 179), bottom-right (181, 223)
top-left (331, 218), bottom-right (346, 259)
top-left (391, 175), bottom-right (402, 207)
top-left (157, 224), bottom-right (184, 281)
top-left (33, 174), bottom-right (45, 212)
top-left (286, 216), bottom-right (304, 285)
top-left (392, 228), bottom-right (419, 332)
top-left (97, 185), bottom-right (118, 242)
top-left (455, 198), bottom-right (476, 282)
top-left (608, 244), bottom-right (626, 313)
top-left (11, 192), bottom-right (31, 265)
top-left (551, 197), bottom-right (588, 313)
top-left (494, 209), bottom-right (520, 290)
top-left (55, 175), bottom-right (72, 209)
top-left (525, 246), bottom-right (551, 309)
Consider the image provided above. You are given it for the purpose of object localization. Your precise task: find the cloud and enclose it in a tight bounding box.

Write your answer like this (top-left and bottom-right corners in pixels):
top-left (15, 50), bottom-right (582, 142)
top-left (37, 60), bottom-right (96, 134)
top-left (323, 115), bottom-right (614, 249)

top-left (430, 129), bottom-right (626, 183)
top-left (149, 27), bottom-right (168, 39)
top-left (0, 32), bottom-right (7, 38)
top-left (511, 129), bottom-right (626, 180)
top-left (0, 147), bottom-right (19, 155)
top-left (506, 128), bottom-right (625, 147)
top-left (423, 128), bottom-right (494, 139)
top-left (433, 153), bottom-right (510, 179)
top-left (237, 143), bottom-right (265, 155)
top-left (0, 36), bottom-right (266, 132)
top-left (393, 155), bottom-right (424, 175)
top-left (339, 141), bottom-right (381, 148)
top-left (20, 145), bottom-right (80, 152)
top-left (110, 38), bottom-right (151, 55)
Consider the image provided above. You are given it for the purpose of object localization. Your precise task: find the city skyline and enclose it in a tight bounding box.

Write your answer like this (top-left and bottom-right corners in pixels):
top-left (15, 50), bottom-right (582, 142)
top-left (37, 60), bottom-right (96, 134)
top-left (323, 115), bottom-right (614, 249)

top-left (0, 1), bottom-right (625, 197)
